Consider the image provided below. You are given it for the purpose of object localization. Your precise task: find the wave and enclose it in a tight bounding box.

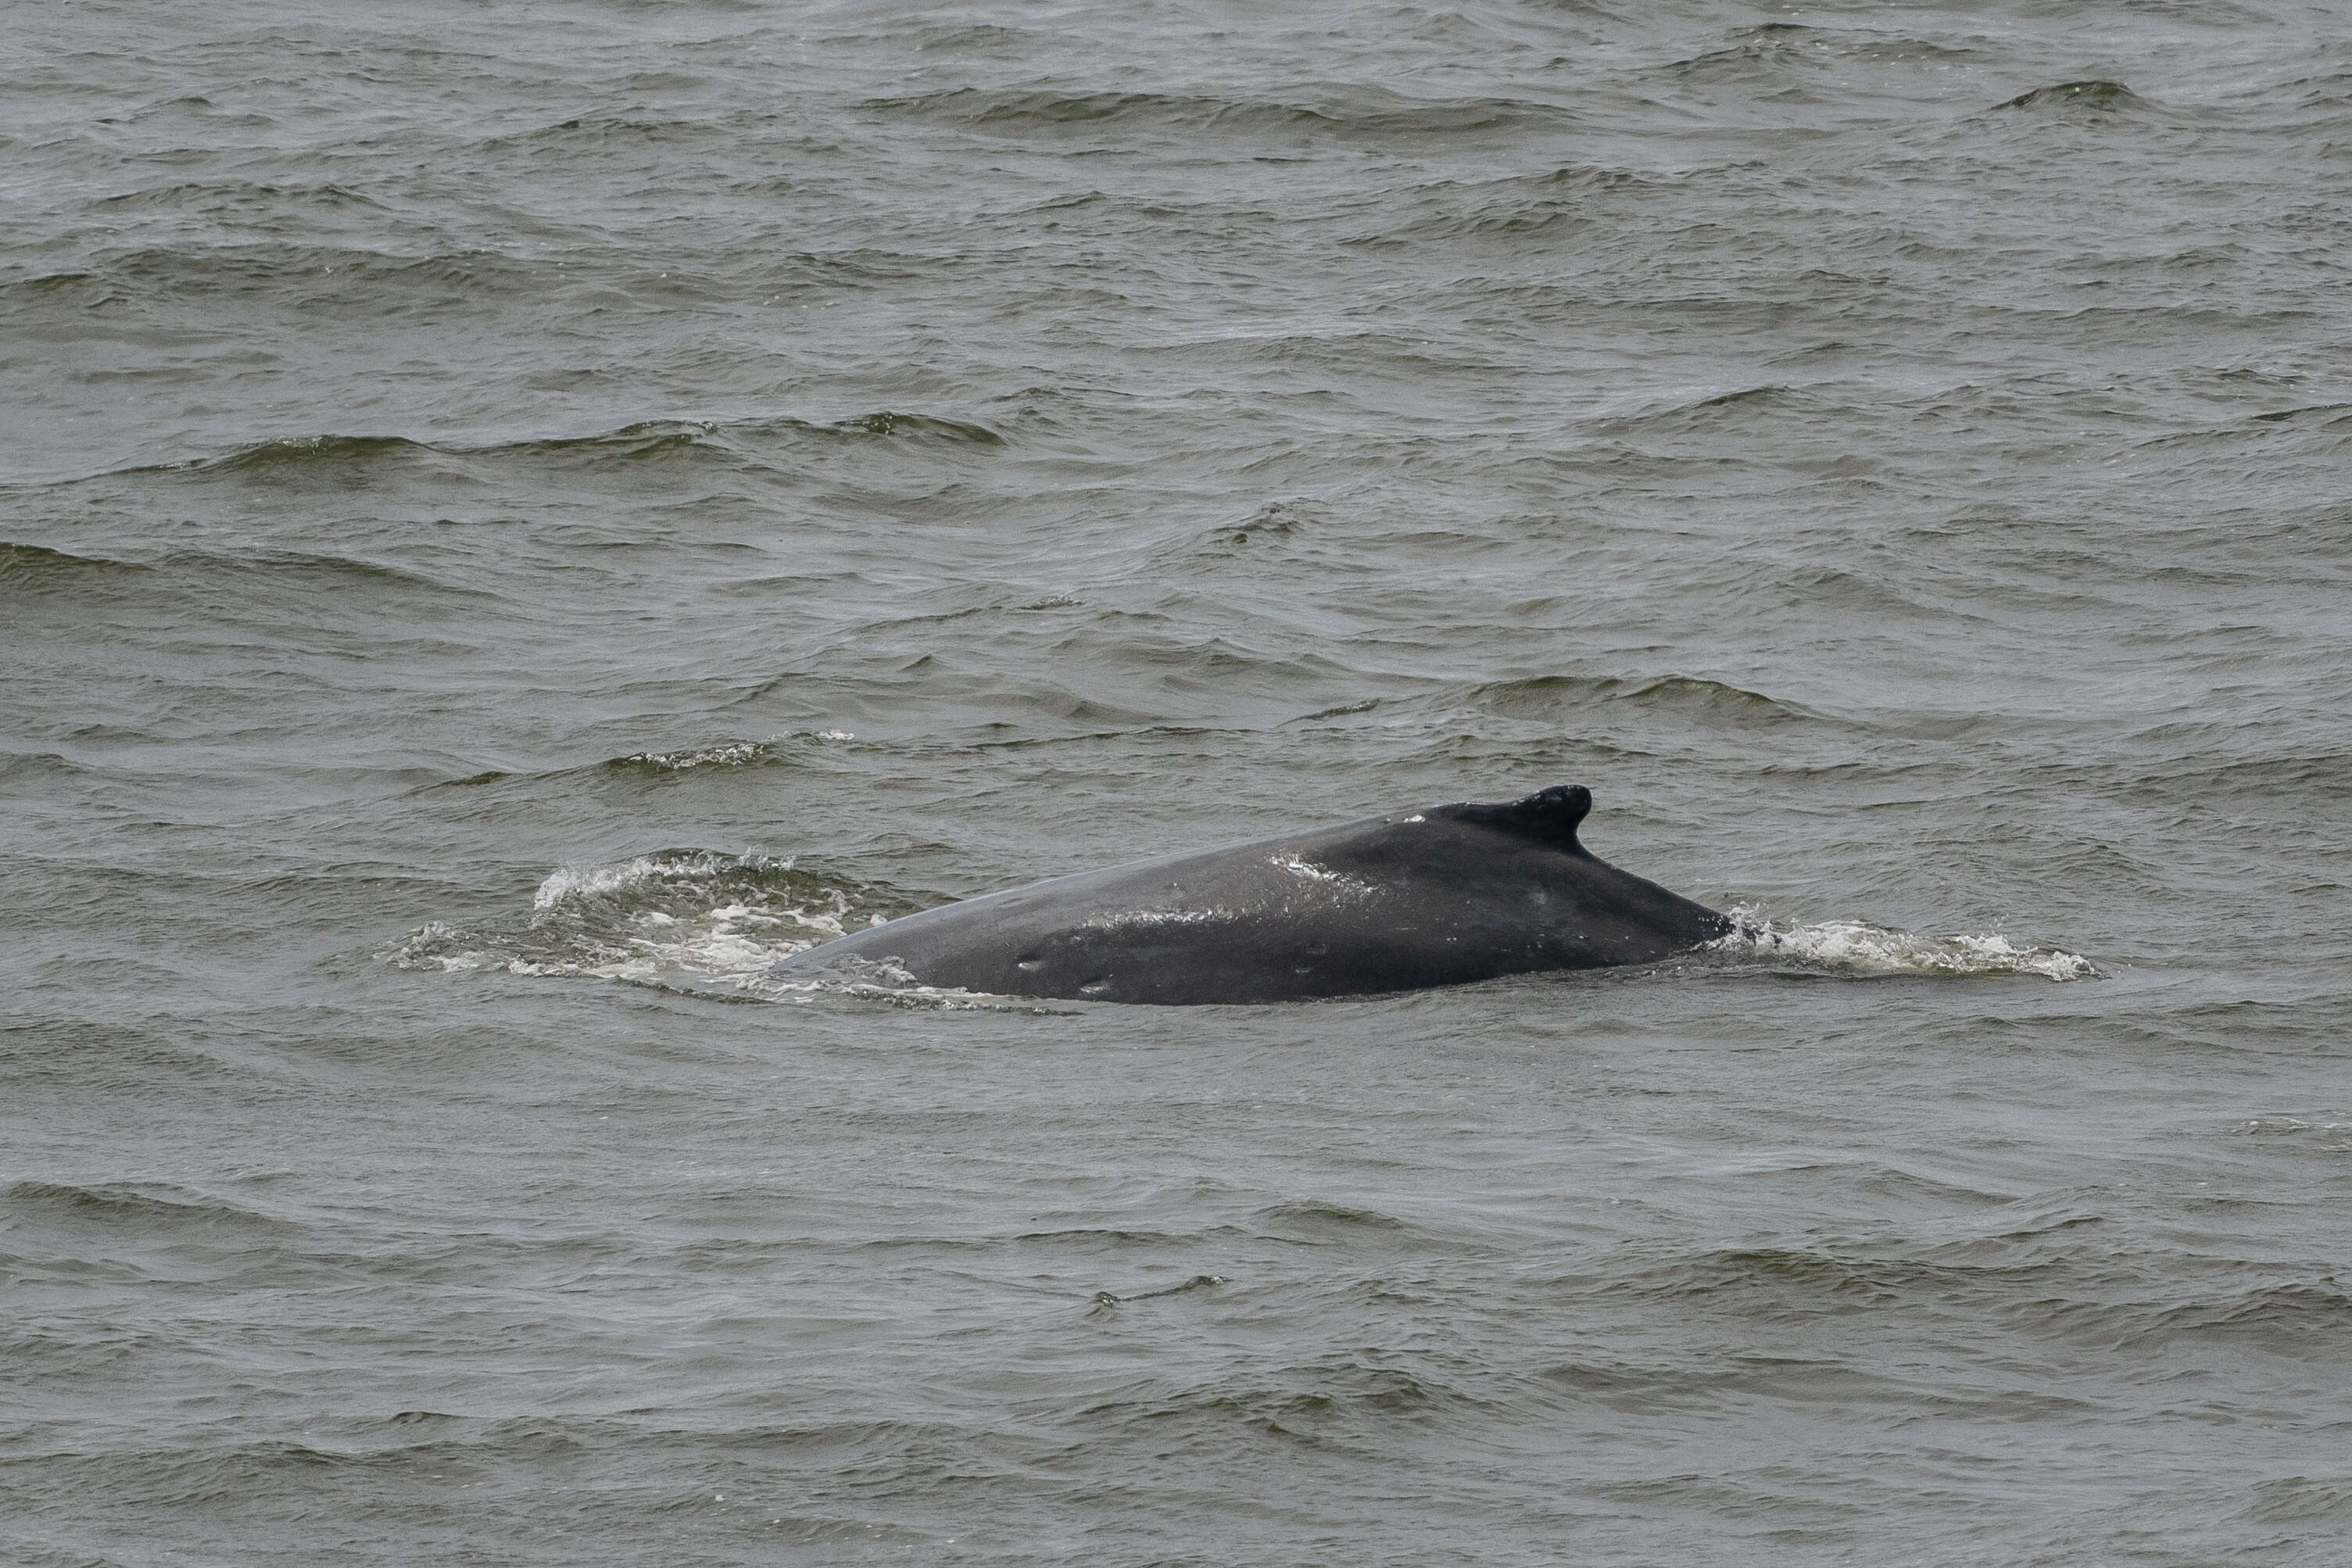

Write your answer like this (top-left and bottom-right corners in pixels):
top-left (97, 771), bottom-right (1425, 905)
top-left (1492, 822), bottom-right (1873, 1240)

top-left (1086, 1274), bottom-right (1228, 1313)
top-left (1068, 1355), bottom-right (1495, 1443)
top-left (199, 432), bottom-right (433, 474)
top-left (91, 178), bottom-right (388, 214)
top-left (1656, 23), bottom-right (1988, 86)
top-left (1708, 906), bottom-right (2097, 981)
top-left (1255, 1200), bottom-right (1411, 1237)
top-left (1996, 79), bottom-right (2146, 114)
top-left (2108, 746), bottom-right (2352, 804)
top-left (604, 732), bottom-right (855, 774)
top-left (1470, 673), bottom-right (1835, 727)
top-left (1376, 163), bottom-right (1670, 245)
top-left (2245, 1474), bottom-right (2352, 1526)
top-left (1588, 383), bottom-right (1828, 438)
top-left (2250, 400), bottom-right (2352, 426)
top-left (1599, 1244), bottom-right (2352, 1366)
top-left (91, 242), bottom-right (553, 310)
top-left (2, 1180), bottom-right (303, 1240)
top-left (3, 533), bottom-right (494, 612)
top-left (495, 410), bottom-right (1006, 458)
top-left (34, 411), bottom-right (1013, 493)
top-left (0, 540), bottom-right (152, 594)
top-left (830, 411), bottom-right (1005, 445)
top-left (526, 114), bottom-right (714, 144)
top-left (405, 732), bottom-right (861, 797)
top-left (2238, 1115), bottom-right (2352, 1140)
top-left (0, 750), bottom-right (104, 789)
top-left (862, 84), bottom-right (1577, 145)
top-left (0, 238), bottom-right (935, 335)
top-left (0, 269), bottom-right (108, 309)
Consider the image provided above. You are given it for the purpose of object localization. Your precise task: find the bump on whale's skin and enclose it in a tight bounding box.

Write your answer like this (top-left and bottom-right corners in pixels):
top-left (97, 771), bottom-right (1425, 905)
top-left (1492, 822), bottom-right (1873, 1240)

top-left (770, 784), bottom-right (1731, 1005)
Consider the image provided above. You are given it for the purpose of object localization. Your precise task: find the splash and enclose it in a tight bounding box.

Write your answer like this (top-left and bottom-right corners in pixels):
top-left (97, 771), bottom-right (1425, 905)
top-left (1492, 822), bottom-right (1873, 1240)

top-left (1708, 905), bottom-right (2097, 982)
top-left (384, 850), bottom-right (1059, 1011)
top-left (386, 851), bottom-right (890, 993)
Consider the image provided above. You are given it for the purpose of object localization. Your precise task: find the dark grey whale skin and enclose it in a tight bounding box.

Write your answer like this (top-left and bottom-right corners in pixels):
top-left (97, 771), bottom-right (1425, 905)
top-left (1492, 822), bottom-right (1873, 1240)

top-left (771, 785), bottom-right (1731, 1005)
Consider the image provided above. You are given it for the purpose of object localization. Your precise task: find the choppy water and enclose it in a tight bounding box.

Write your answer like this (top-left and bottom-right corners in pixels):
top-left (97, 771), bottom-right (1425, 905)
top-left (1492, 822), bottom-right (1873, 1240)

top-left (6, 2), bottom-right (2351, 1563)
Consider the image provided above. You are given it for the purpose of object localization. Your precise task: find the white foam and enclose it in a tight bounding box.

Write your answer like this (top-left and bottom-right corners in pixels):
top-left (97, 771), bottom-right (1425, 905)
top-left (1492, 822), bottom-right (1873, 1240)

top-left (382, 920), bottom-right (500, 973)
top-left (537, 855), bottom-right (672, 909)
top-left (621, 740), bottom-right (766, 770)
top-left (388, 851), bottom-right (872, 993)
top-left (618, 730), bottom-right (854, 771)
top-left (562, 889), bottom-right (850, 986)
top-left (1709, 904), bottom-right (2098, 982)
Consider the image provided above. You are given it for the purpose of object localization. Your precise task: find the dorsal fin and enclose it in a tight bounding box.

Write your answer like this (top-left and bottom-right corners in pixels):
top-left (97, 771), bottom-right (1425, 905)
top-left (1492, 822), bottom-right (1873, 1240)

top-left (1441, 784), bottom-right (1593, 854)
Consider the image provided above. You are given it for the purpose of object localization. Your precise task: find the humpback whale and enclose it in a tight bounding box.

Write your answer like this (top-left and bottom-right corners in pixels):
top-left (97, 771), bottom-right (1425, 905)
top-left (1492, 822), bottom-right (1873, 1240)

top-left (770, 784), bottom-right (1730, 1005)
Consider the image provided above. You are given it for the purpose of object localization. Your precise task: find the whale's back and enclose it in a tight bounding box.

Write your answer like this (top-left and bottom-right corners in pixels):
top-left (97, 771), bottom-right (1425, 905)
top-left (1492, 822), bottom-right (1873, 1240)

top-left (769, 787), bottom-right (1727, 1004)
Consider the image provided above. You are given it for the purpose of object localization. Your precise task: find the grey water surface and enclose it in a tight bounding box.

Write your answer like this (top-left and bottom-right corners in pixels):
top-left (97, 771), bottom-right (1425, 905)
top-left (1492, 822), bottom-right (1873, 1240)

top-left (5, 2), bottom-right (2351, 1563)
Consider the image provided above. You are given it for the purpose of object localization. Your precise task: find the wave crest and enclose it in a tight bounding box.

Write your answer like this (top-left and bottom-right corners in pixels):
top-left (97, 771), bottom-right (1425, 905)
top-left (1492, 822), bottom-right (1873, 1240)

top-left (605, 732), bottom-right (854, 775)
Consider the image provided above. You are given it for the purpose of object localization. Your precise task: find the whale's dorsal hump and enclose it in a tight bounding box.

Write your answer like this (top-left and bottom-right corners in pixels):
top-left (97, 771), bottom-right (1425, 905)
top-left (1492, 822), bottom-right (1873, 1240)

top-left (1438, 783), bottom-right (1593, 854)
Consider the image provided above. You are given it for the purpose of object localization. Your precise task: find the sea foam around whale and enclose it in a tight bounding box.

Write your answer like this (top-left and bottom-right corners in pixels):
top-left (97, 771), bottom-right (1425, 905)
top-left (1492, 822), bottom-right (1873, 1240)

top-left (1709, 906), bottom-right (2099, 983)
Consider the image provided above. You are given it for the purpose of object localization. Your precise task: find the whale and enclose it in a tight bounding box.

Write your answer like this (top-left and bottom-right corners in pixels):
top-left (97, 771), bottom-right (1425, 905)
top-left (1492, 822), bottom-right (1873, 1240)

top-left (769, 783), bottom-right (1730, 1004)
